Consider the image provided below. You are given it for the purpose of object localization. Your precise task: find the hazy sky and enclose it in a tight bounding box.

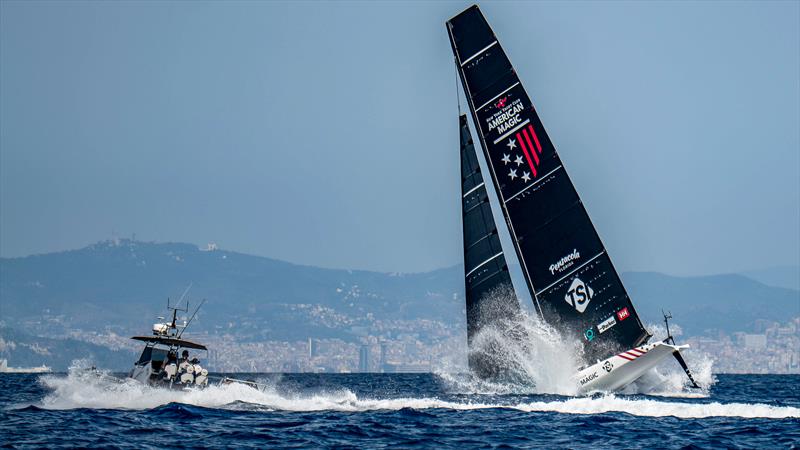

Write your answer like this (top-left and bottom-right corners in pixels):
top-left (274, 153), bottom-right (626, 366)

top-left (1, 1), bottom-right (798, 276)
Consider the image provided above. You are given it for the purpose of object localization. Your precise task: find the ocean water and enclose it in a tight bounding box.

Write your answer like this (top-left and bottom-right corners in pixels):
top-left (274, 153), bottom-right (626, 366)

top-left (1, 370), bottom-right (798, 448)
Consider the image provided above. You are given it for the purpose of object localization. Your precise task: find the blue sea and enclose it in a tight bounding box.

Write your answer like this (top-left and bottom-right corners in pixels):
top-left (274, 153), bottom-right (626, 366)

top-left (1, 371), bottom-right (798, 448)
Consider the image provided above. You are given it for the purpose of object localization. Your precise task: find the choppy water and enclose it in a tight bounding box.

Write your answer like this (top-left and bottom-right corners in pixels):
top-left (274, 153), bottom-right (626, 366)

top-left (1, 370), bottom-right (798, 448)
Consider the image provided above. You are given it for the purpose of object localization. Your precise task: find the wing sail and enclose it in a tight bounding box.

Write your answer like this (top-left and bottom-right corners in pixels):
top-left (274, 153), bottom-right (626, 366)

top-left (448, 6), bottom-right (649, 360)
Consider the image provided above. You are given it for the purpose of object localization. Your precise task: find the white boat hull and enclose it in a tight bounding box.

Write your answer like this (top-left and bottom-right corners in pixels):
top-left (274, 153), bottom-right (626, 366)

top-left (574, 341), bottom-right (687, 393)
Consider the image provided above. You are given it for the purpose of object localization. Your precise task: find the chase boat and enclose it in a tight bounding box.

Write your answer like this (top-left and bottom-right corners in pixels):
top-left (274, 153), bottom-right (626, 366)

top-left (129, 300), bottom-right (209, 389)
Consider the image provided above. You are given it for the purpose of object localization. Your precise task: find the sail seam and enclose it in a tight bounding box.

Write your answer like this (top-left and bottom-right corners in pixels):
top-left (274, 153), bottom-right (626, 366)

top-left (504, 165), bottom-right (563, 202)
top-left (477, 82), bottom-right (520, 111)
top-left (538, 251), bottom-right (605, 294)
top-left (460, 41), bottom-right (498, 66)
top-left (463, 182), bottom-right (485, 198)
top-left (465, 252), bottom-right (504, 277)
top-left (492, 119), bottom-right (531, 144)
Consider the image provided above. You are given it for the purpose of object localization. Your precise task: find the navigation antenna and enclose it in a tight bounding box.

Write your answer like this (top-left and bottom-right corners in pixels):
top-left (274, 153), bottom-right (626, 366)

top-left (165, 283), bottom-right (192, 336)
top-left (178, 299), bottom-right (206, 339)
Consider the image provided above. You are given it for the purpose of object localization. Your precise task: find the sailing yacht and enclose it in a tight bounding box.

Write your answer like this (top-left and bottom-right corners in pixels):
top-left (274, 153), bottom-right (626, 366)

top-left (448, 5), bottom-right (699, 393)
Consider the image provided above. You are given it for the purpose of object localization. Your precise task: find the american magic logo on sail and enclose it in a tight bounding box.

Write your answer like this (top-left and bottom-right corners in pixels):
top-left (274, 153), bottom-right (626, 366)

top-left (486, 98), bottom-right (524, 134)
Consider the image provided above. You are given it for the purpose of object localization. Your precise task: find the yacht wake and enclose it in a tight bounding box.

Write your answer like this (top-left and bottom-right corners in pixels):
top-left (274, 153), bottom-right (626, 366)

top-left (34, 363), bottom-right (798, 419)
top-left (435, 289), bottom-right (718, 397)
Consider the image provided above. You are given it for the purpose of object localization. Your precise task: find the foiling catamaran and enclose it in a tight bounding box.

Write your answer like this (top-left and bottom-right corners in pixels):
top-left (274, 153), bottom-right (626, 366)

top-left (448, 5), bottom-right (699, 393)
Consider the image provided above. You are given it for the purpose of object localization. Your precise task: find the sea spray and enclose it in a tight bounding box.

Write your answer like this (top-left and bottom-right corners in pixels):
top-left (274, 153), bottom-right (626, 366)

top-left (436, 289), bottom-right (720, 397)
top-left (437, 285), bottom-right (584, 395)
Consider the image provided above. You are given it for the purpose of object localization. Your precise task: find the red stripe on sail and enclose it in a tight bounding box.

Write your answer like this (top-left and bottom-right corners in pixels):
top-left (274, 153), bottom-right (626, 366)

top-left (522, 129), bottom-right (540, 166)
top-left (516, 133), bottom-right (537, 177)
top-left (629, 349), bottom-right (645, 356)
top-left (623, 351), bottom-right (641, 359)
top-left (528, 124), bottom-right (543, 153)
top-left (618, 354), bottom-right (635, 361)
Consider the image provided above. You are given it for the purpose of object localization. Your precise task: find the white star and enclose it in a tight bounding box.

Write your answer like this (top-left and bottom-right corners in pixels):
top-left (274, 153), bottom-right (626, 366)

top-left (508, 168), bottom-right (517, 180)
top-left (522, 171), bottom-right (531, 183)
top-left (501, 154), bottom-right (511, 165)
top-left (507, 138), bottom-right (517, 150)
top-left (514, 155), bottom-right (524, 166)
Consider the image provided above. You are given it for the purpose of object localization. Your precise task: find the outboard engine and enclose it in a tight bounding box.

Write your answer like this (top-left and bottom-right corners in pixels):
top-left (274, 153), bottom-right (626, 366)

top-left (163, 363), bottom-right (177, 381)
top-left (195, 368), bottom-right (209, 386)
top-left (179, 364), bottom-right (194, 384)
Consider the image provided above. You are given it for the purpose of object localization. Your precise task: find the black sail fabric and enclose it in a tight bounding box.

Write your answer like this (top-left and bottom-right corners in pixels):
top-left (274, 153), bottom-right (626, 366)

top-left (448, 6), bottom-right (649, 362)
top-left (460, 114), bottom-right (519, 377)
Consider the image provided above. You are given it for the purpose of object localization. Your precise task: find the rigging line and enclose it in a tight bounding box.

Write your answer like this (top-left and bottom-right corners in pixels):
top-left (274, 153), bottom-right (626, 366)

top-left (454, 59), bottom-right (462, 115)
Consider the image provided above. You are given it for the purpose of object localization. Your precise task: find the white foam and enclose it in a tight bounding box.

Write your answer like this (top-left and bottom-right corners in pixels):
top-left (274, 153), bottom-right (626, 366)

top-left (440, 285), bottom-right (583, 395)
top-left (34, 366), bottom-right (798, 419)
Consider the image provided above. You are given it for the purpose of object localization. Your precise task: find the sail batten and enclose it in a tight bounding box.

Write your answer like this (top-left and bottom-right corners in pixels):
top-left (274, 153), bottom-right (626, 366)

top-left (449, 5), bottom-right (649, 362)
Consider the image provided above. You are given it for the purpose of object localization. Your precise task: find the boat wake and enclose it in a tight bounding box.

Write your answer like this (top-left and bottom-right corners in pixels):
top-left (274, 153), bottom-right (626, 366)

top-left (33, 362), bottom-right (797, 420)
top-left (435, 289), bottom-right (717, 398)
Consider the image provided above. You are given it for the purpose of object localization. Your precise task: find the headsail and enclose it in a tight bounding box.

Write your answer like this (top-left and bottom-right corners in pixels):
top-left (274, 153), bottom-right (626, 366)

top-left (448, 5), bottom-right (649, 362)
top-left (459, 113), bottom-right (520, 377)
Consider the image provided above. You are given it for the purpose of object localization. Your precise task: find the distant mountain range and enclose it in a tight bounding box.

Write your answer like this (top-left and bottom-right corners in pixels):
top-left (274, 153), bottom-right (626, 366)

top-left (0, 239), bottom-right (466, 338)
top-left (740, 265), bottom-right (799, 291)
top-left (1, 239), bottom-right (797, 369)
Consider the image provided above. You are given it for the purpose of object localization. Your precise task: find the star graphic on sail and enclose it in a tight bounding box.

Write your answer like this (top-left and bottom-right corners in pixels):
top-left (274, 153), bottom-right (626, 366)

top-left (501, 154), bottom-right (511, 165)
top-left (506, 138), bottom-right (516, 150)
top-left (514, 155), bottom-right (524, 166)
top-left (522, 171), bottom-right (531, 183)
top-left (508, 168), bottom-right (517, 180)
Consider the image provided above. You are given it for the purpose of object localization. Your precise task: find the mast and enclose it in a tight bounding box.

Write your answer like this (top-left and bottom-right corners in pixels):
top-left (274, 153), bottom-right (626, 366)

top-left (447, 5), bottom-right (649, 361)
top-left (459, 114), bottom-right (520, 377)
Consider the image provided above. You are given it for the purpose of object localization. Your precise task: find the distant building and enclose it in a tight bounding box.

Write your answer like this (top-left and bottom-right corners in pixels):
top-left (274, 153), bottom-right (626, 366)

top-left (358, 344), bottom-right (370, 373)
top-left (743, 334), bottom-right (767, 350)
top-left (308, 338), bottom-right (318, 358)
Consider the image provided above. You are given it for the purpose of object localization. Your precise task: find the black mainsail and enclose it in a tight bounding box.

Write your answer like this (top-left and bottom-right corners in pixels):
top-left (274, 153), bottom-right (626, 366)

top-left (448, 5), bottom-right (649, 363)
top-left (459, 113), bottom-right (520, 376)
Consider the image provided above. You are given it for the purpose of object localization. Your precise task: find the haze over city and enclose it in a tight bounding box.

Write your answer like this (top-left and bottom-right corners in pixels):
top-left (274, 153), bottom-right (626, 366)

top-left (2, 1), bottom-right (798, 277)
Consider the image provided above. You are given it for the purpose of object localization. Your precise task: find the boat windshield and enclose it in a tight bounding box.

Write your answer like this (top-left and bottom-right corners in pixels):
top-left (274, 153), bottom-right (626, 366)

top-left (136, 346), bottom-right (168, 365)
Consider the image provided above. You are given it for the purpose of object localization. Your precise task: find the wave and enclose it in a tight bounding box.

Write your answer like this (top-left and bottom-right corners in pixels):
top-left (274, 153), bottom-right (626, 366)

top-left (34, 364), bottom-right (798, 419)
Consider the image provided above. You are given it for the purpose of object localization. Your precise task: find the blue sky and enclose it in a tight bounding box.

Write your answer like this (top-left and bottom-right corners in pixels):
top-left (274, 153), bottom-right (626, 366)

top-left (1, 1), bottom-right (798, 275)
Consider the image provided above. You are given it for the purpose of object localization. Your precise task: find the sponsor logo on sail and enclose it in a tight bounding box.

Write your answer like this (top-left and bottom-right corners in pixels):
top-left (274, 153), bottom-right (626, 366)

top-left (598, 316), bottom-right (617, 334)
top-left (584, 328), bottom-right (595, 342)
top-left (549, 249), bottom-right (580, 275)
top-left (565, 277), bottom-right (593, 313)
top-left (617, 307), bottom-right (630, 322)
top-left (603, 361), bottom-right (613, 373)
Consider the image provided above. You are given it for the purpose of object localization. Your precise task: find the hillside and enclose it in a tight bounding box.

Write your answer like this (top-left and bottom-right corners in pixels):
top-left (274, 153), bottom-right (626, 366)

top-left (1, 240), bottom-right (797, 370)
top-left (0, 239), bottom-right (464, 341)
